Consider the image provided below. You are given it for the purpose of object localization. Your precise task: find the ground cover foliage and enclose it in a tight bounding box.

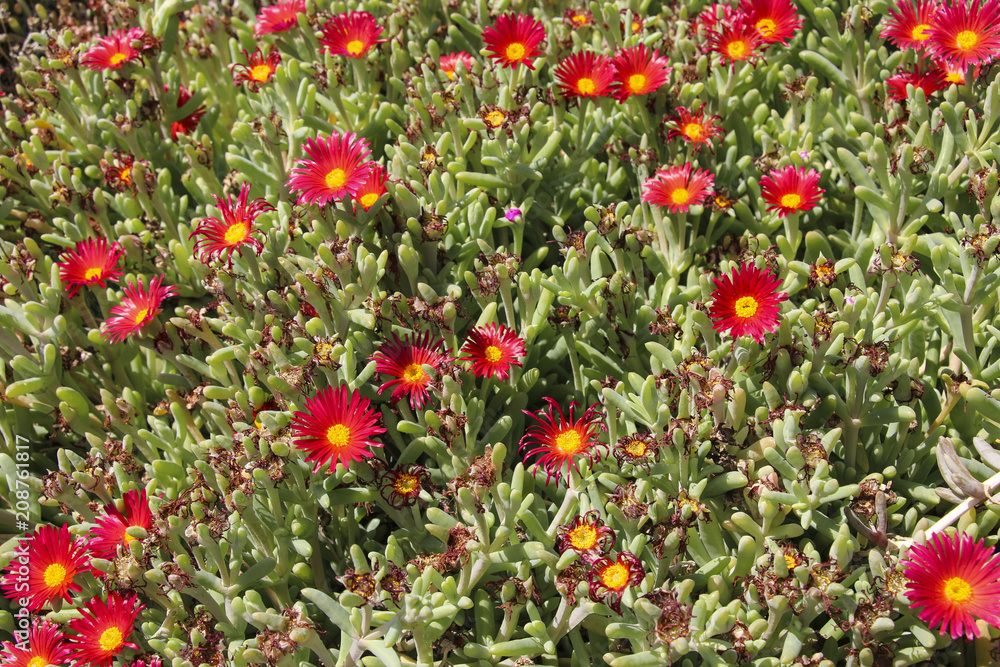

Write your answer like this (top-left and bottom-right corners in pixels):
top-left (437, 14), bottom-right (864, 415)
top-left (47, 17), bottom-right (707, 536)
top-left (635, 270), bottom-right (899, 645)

top-left (3, 0), bottom-right (1000, 665)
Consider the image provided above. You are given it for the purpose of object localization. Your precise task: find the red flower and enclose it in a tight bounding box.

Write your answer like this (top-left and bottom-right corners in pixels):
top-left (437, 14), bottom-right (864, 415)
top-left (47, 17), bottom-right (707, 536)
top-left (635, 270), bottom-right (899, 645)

top-left (882, 0), bottom-right (941, 50)
top-left (935, 56), bottom-right (979, 82)
top-left (641, 163), bottom-right (715, 213)
top-left (0, 620), bottom-right (71, 667)
top-left (80, 28), bottom-right (144, 71)
top-left (371, 331), bottom-right (450, 409)
top-left (102, 152), bottom-right (145, 193)
top-left (232, 49), bottom-right (280, 92)
top-left (189, 182), bottom-right (274, 267)
top-left (554, 51), bottom-right (615, 98)
top-left (254, 0), bottom-right (306, 36)
top-left (695, 3), bottom-right (739, 34)
top-left (707, 19), bottom-right (765, 66)
top-left (482, 13), bottom-right (547, 70)
top-left (67, 593), bottom-right (143, 667)
top-left (101, 276), bottom-right (178, 344)
top-left (319, 11), bottom-right (386, 59)
top-left (460, 322), bottom-right (526, 380)
top-left (610, 44), bottom-right (671, 101)
top-left (1, 524), bottom-right (91, 611)
top-left (287, 132), bottom-right (373, 206)
top-left (737, 0), bottom-right (803, 44)
top-left (440, 51), bottom-right (474, 80)
top-left (927, 0), bottom-right (1000, 69)
top-left (563, 8), bottom-right (595, 27)
top-left (902, 532), bottom-right (1000, 639)
top-left (708, 262), bottom-right (789, 342)
top-left (57, 237), bottom-right (125, 298)
top-left (378, 464), bottom-right (429, 508)
top-left (89, 489), bottom-right (153, 561)
top-left (588, 551), bottom-right (645, 614)
top-left (353, 163), bottom-right (389, 211)
top-left (886, 65), bottom-right (947, 100)
top-left (168, 85), bottom-right (205, 141)
top-left (290, 384), bottom-right (386, 473)
top-left (665, 105), bottom-right (722, 152)
top-left (759, 165), bottom-right (824, 217)
top-left (556, 511), bottom-right (616, 562)
top-left (519, 398), bottom-right (603, 485)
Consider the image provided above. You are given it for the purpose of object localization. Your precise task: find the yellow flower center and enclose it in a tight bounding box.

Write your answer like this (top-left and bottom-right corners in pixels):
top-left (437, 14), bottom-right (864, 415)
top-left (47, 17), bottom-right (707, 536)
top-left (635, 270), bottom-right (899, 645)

top-left (600, 562), bottom-right (629, 590)
top-left (109, 52), bottom-right (128, 66)
top-left (359, 192), bottom-right (379, 210)
top-left (623, 438), bottom-right (647, 457)
top-left (123, 530), bottom-right (136, 544)
top-left (134, 308), bottom-right (149, 325)
top-left (484, 110), bottom-right (506, 127)
top-left (554, 429), bottom-right (583, 454)
top-left (784, 554), bottom-right (797, 569)
top-left (403, 363), bottom-right (426, 382)
top-left (445, 70), bottom-right (455, 80)
top-left (43, 563), bottom-right (68, 588)
top-left (120, 166), bottom-right (132, 184)
top-left (780, 193), bottom-right (802, 209)
top-left (944, 576), bottom-right (972, 603)
top-left (684, 123), bottom-right (704, 140)
top-left (572, 14), bottom-right (589, 24)
top-left (98, 626), bottom-right (124, 653)
top-left (632, 20), bottom-right (641, 32)
top-left (567, 524), bottom-right (598, 549)
top-left (484, 345), bottom-right (503, 363)
top-left (326, 168), bottom-right (347, 190)
top-left (957, 30), bottom-right (978, 50)
top-left (912, 23), bottom-right (931, 41)
top-left (84, 267), bottom-right (103, 281)
top-left (756, 18), bottom-right (777, 36)
top-left (326, 424), bottom-right (351, 449)
top-left (815, 263), bottom-right (834, 278)
top-left (671, 187), bottom-right (691, 205)
top-left (505, 42), bottom-right (526, 61)
top-left (250, 64), bottom-right (273, 82)
top-left (734, 296), bottom-right (759, 318)
top-left (627, 73), bottom-right (647, 93)
top-left (224, 222), bottom-right (248, 245)
top-left (727, 40), bottom-right (747, 59)
top-left (715, 195), bottom-right (731, 207)
top-left (577, 77), bottom-right (596, 95)
top-left (347, 40), bottom-right (365, 56)
top-left (393, 474), bottom-right (419, 494)
top-left (28, 658), bottom-right (45, 667)
top-left (946, 71), bottom-right (964, 83)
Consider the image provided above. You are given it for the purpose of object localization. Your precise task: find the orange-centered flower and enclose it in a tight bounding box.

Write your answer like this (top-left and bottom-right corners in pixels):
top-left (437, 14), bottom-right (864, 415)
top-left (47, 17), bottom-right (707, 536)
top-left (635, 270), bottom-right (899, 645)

top-left (1, 524), bottom-right (91, 611)
top-left (641, 163), bottom-right (715, 213)
top-left (81, 28), bottom-right (145, 71)
top-left (927, 0), bottom-right (1000, 69)
top-left (290, 384), bottom-right (386, 473)
top-left (66, 593), bottom-right (143, 667)
top-left (287, 132), bottom-right (373, 206)
top-left (707, 20), bottom-right (764, 66)
top-left (759, 165), bottom-right (824, 217)
top-left (588, 552), bottom-right (645, 614)
top-left (232, 49), bottom-right (281, 92)
top-left (610, 44), bottom-right (671, 101)
top-left (882, 0), bottom-right (941, 49)
top-left (482, 13), bottom-right (546, 69)
top-left (57, 237), bottom-right (125, 298)
top-left (519, 398), bottom-right (603, 485)
top-left (440, 51), bottom-right (474, 80)
top-left (189, 182), bottom-right (274, 268)
top-left (708, 262), bottom-right (789, 342)
top-left (554, 51), bottom-right (615, 98)
top-left (319, 11), bottom-right (387, 58)
top-left (460, 322), bottom-right (526, 380)
top-left (353, 163), bottom-right (389, 212)
top-left (371, 331), bottom-right (450, 409)
top-left (557, 511), bottom-right (616, 562)
top-left (101, 276), bottom-right (178, 344)
top-left (89, 489), bottom-right (153, 561)
top-left (738, 0), bottom-right (804, 45)
top-left (254, 0), bottom-right (306, 36)
top-left (0, 620), bottom-right (71, 667)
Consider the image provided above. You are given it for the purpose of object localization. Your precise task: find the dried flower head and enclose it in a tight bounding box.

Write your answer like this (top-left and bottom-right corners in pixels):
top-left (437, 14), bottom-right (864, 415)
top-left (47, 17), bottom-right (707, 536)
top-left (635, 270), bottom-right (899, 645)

top-left (379, 464), bottom-right (429, 508)
top-left (613, 432), bottom-right (658, 469)
top-left (588, 551), bottom-right (645, 614)
top-left (556, 511), bottom-right (616, 562)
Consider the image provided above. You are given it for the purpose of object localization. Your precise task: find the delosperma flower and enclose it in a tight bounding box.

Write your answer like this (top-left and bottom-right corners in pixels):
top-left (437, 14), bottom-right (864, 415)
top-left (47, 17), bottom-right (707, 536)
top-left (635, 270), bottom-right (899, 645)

top-left (0, 620), bottom-right (71, 667)
top-left (886, 65), bottom-right (947, 100)
top-left (81, 28), bottom-right (144, 71)
top-left (556, 511), bottom-right (616, 562)
top-left (882, 0), bottom-right (941, 50)
top-left (371, 331), bottom-right (450, 409)
top-left (353, 163), bottom-right (389, 212)
top-left (610, 45), bottom-right (671, 101)
top-left (188, 182), bottom-right (274, 267)
top-left (738, 0), bottom-right (804, 44)
top-left (67, 593), bottom-right (144, 667)
top-left (290, 385), bottom-right (385, 473)
top-left (759, 165), bottom-right (825, 217)
top-left (519, 398), bottom-right (603, 485)
top-left (89, 489), bottom-right (153, 560)
top-left (287, 132), bottom-right (373, 206)
top-left (439, 51), bottom-right (475, 80)
top-left (564, 8), bottom-right (595, 27)
top-left (665, 105), bottom-right (722, 152)
top-left (1, 524), bottom-right (90, 611)
top-left (613, 432), bottom-right (658, 469)
top-left (708, 262), bottom-right (789, 342)
top-left (254, 0), bottom-right (306, 36)
top-left (554, 51), bottom-right (615, 98)
top-left (642, 163), bottom-right (716, 213)
top-left (460, 322), bottom-right (526, 380)
top-left (101, 276), bottom-right (178, 344)
top-left (707, 20), bottom-right (765, 66)
top-left (927, 0), bottom-right (1000, 69)
top-left (481, 13), bottom-right (546, 69)
top-left (232, 49), bottom-right (281, 92)
top-left (588, 551), bottom-right (645, 614)
top-left (379, 465), bottom-right (430, 508)
top-left (57, 237), bottom-right (124, 298)
top-left (901, 532), bottom-right (1000, 639)
top-left (319, 11), bottom-right (387, 59)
